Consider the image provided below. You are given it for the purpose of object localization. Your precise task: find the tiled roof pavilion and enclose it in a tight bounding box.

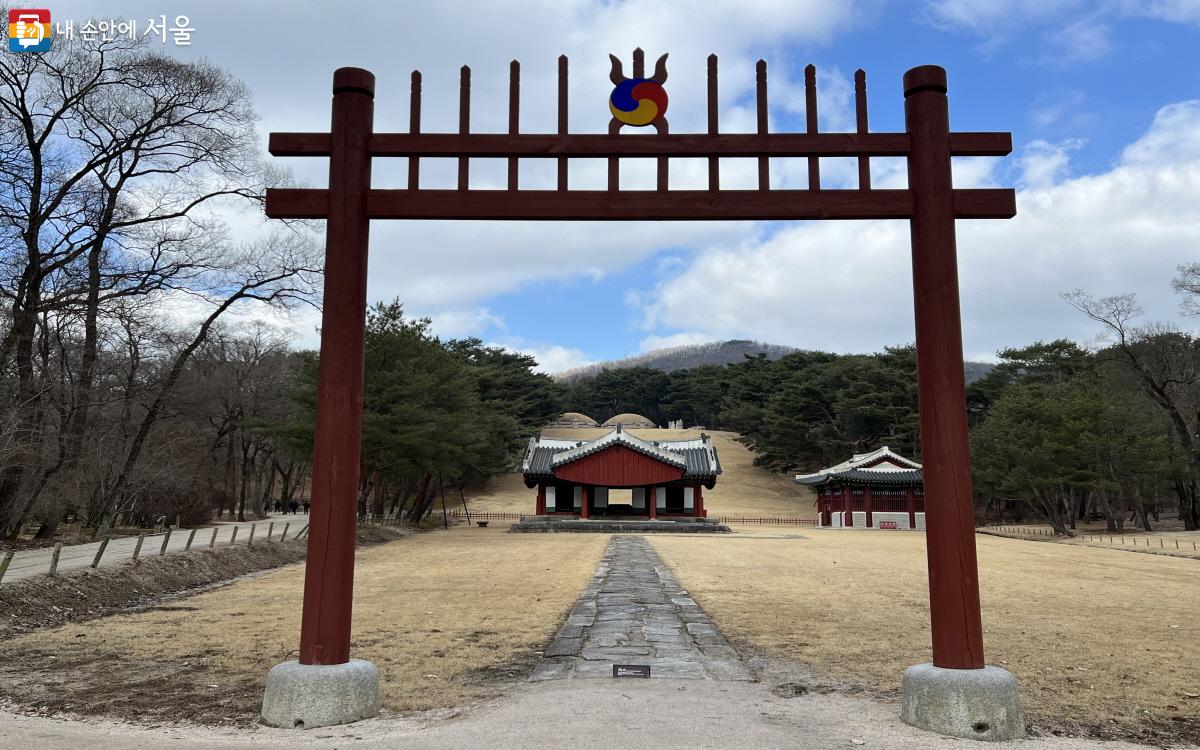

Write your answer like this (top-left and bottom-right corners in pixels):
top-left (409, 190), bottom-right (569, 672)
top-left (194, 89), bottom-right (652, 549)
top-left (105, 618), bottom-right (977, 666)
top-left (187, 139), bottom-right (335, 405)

top-left (519, 426), bottom-right (722, 519)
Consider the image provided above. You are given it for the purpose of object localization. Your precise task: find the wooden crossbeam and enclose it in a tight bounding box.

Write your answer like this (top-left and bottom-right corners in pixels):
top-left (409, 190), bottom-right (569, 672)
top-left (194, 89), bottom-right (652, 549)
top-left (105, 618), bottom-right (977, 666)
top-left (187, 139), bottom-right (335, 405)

top-left (268, 131), bottom-right (1011, 159)
top-left (265, 187), bottom-right (1015, 221)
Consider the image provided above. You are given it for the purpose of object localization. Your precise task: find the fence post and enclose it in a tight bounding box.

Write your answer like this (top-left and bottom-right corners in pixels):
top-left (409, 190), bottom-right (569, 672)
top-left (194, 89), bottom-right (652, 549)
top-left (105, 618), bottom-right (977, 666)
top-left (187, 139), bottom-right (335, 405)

top-left (0, 549), bottom-right (13, 583)
top-left (185, 528), bottom-right (198, 551)
top-left (281, 522), bottom-right (290, 541)
top-left (267, 521), bottom-right (275, 541)
top-left (48, 542), bottom-right (63, 575)
top-left (248, 524), bottom-right (256, 546)
top-left (159, 527), bottom-right (173, 556)
top-left (210, 527), bottom-right (219, 547)
top-left (229, 526), bottom-right (239, 546)
top-left (132, 533), bottom-right (146, 561)
top-left (91, 537), bottom-right (110, 568)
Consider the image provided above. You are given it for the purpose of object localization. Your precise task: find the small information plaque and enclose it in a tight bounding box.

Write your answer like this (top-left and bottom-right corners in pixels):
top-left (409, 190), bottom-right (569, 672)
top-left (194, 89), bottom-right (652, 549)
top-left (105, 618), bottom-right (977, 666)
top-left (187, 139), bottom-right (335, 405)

top-left (613, 664), bottom-right (650, 678)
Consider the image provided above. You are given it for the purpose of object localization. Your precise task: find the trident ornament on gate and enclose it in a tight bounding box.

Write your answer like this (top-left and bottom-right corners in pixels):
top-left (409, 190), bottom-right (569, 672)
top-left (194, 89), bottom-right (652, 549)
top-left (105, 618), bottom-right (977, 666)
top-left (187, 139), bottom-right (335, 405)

top-left (608, 50), bottom-right (668, 130)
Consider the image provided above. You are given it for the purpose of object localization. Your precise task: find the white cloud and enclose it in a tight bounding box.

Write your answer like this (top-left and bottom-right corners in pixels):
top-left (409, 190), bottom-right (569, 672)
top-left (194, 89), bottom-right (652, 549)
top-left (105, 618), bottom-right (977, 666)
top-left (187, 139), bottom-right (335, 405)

top-left (504, 343), bottom-right (595, 374)
top-left (922, 0), bottom-right (1198, 60)
top-left (425, 306), bottom-right (507, 338)
top-left (1046, 18), bottom-right (1112, 62)
top-left (923, 0), bottom-right (1084, 36)
top-left (1111, 0), bottom-right (1200, 26)
top-left (1017, 138), bottom-right (1083, 188)
top-left (635, 99), bottom-right (1200, 360)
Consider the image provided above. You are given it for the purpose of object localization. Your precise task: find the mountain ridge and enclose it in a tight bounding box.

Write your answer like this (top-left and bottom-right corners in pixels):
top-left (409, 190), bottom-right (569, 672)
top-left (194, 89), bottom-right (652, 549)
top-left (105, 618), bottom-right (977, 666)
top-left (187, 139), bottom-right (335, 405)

top-left (554, 339), bottom-right (995, 383)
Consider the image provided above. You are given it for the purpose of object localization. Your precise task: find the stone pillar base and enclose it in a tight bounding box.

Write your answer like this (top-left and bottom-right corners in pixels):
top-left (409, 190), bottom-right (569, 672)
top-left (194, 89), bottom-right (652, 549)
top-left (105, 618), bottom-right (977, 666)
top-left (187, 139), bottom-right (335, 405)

top-left (261, 659), bottom-right (380, 729)
top-left (902, 663), bottom-right (1024, 741)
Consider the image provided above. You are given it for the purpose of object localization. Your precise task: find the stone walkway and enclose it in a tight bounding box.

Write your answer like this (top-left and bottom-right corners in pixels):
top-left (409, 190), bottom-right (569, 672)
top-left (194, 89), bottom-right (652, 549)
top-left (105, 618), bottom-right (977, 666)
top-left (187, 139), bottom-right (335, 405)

top-left (530, 536), bottom-right (752, 681)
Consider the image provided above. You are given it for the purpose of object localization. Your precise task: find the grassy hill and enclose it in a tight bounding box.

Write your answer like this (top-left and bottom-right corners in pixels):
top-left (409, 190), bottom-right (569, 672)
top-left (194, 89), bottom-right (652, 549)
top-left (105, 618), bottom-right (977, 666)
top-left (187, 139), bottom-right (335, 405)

top-left (464, 428), bottom-right (816, 519)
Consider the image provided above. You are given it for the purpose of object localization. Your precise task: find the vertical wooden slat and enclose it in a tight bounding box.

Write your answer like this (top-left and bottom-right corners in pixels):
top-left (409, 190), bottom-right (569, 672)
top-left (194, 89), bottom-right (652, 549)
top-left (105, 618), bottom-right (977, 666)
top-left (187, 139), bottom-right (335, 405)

top-left (458, 65), bottom-right (471, 191)
top-left (508, 60), bottom-right (520, 191)
top-left (408, 71), bottom-right (421, 190)
top-left (855, 69), bottom-right (870, 190)
top-left (557, 55), bottom-right (568, 191)
top-left (607, 117), bottom-right (620, 191)
top-left (805, 63), bottom-right (820, 190)
top-left (756, 60), bottom-right (768, 191)
top-left (707, 54), bottom-right (719, 191)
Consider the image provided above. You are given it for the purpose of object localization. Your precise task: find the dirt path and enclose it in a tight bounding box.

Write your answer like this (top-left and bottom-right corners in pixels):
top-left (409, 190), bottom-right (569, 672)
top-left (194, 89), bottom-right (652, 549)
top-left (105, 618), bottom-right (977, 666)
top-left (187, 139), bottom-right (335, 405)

top-left (0, 680), bottom-right (1157, 749)
top-left (2, 515), bottom-right (299, 581)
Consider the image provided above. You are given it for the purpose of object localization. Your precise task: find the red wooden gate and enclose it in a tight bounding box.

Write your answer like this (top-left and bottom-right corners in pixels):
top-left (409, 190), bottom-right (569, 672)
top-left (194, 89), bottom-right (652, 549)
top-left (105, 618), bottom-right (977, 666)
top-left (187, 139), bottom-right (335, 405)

top-left (265, 50), bottom-right (1014, 672)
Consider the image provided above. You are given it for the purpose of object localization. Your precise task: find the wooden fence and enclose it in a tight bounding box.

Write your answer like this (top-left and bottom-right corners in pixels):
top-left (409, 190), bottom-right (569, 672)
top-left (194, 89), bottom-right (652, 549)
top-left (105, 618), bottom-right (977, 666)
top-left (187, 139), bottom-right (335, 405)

top-left (0, 520), bottom-right (311, 584)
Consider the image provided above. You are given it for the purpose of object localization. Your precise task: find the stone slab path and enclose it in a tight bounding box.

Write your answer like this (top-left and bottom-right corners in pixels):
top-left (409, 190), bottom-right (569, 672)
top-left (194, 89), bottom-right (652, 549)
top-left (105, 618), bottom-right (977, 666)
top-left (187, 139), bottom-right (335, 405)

top-left (530, 535), bottom-right (752, 682)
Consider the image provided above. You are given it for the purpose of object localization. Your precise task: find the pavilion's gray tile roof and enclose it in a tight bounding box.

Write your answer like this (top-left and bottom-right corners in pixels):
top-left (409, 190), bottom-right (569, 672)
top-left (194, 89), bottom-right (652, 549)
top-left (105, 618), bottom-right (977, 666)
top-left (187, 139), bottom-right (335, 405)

top-left (552, 429), bottom-right (687, 470)
top-left (520, 429), bottom-right (721, 482)
top-left (794, 467), bottom-right (924, 487)
top-left (794, 445), bottom-right (922, 487)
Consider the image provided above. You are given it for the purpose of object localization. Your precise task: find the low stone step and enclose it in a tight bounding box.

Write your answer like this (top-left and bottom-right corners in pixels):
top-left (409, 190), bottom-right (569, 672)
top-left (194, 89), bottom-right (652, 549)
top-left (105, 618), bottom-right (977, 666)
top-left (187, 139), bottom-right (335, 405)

top-left (510, 518), bottom-right (732, 534)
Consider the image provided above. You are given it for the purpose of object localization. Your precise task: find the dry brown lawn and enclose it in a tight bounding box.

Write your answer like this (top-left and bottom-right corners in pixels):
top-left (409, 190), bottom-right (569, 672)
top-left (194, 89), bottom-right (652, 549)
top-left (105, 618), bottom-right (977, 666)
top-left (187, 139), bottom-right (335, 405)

top-left (0, 526), bottom-right (605, 725)
top-left (649, 529), bottom-right (1200, 737)
top-left (466, 428), bottom-right (816, 519)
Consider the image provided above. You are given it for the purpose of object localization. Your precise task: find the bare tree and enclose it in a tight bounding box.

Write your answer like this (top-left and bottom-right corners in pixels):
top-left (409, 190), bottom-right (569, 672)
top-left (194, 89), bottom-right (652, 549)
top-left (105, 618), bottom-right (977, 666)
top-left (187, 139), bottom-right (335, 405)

top-left (1063, 289), bottom-right (1200, 529)
top-left (0, 23), bottom-right (317, 536)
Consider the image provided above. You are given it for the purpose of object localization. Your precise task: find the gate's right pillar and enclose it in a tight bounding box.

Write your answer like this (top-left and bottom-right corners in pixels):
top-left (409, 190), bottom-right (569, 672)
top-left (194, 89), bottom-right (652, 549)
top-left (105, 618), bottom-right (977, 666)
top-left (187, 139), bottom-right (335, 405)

top-left (901, 64), bottom-right (1023, 742)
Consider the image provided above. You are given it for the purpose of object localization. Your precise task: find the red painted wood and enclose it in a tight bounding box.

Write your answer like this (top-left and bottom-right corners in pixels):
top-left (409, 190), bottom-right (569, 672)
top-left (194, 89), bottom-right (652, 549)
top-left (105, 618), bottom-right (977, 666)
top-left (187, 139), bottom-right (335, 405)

top-left (268, 131), bottom-right (1011, 159)
top-left (408, 71), bottom-right (421, 190)
top-left (648, 485), bottom-right (657, 520)
top-left (265, 187), bottom-right (1014, 221)
top-left (458, 66), bottom-right (471, 191)
top-left (905, 64), bottom-right (986, 671)
top-left (756, 60), bottom-right (768, 190)
top-left (707, 54), bottom-right (719, 191)
top-left (854, 69), bottom-right (870, 190)
top-left (805, 64), bottom-right (820, 189)
top-left (864, 485), bottom-right (874, 528)
top-left (906, 486), bottom-right (917, 528)
top-left (580, 485), bottom-right (590, 519)
top-left (554, 445), bottom-right (684, 487)
top-left (298, 67), bottom-right (374, 667)
top-left (508, 60), bottom-right (519, 191)
top-left (557, 55), bottom-right (568, 191)
top-left (843, 486), bottom-right (852, 527)
top-left (536, 483), bottom-right (545, 515)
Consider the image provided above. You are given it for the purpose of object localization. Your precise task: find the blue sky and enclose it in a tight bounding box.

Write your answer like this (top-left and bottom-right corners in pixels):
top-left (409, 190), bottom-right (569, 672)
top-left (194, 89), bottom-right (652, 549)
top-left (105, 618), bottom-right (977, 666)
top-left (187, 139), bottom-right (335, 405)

top-left (53, 1), bottom-right (1200, 370)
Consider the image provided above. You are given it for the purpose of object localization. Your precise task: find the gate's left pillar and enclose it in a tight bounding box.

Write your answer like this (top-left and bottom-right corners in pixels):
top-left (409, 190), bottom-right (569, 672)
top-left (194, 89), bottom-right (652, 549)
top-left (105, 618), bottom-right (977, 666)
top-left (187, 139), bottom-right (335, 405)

top-left (262, 67), bottom-right (380, 730)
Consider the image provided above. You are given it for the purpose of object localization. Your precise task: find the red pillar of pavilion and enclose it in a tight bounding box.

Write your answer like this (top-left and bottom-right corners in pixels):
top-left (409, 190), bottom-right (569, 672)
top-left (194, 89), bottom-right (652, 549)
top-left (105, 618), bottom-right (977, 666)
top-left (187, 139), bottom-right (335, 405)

top-left (864, 485), bottom-right (874, 528)
top-left (648, 486), bottom-right (657, 519)
top-left (536, 483), bottom-right (546, 515)
top-left (906, 486), bottom-right (917, 529)
top-left (843, 486), bottom-right (853, 527)
top-left (580, 486), bottom-right (591, 519)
